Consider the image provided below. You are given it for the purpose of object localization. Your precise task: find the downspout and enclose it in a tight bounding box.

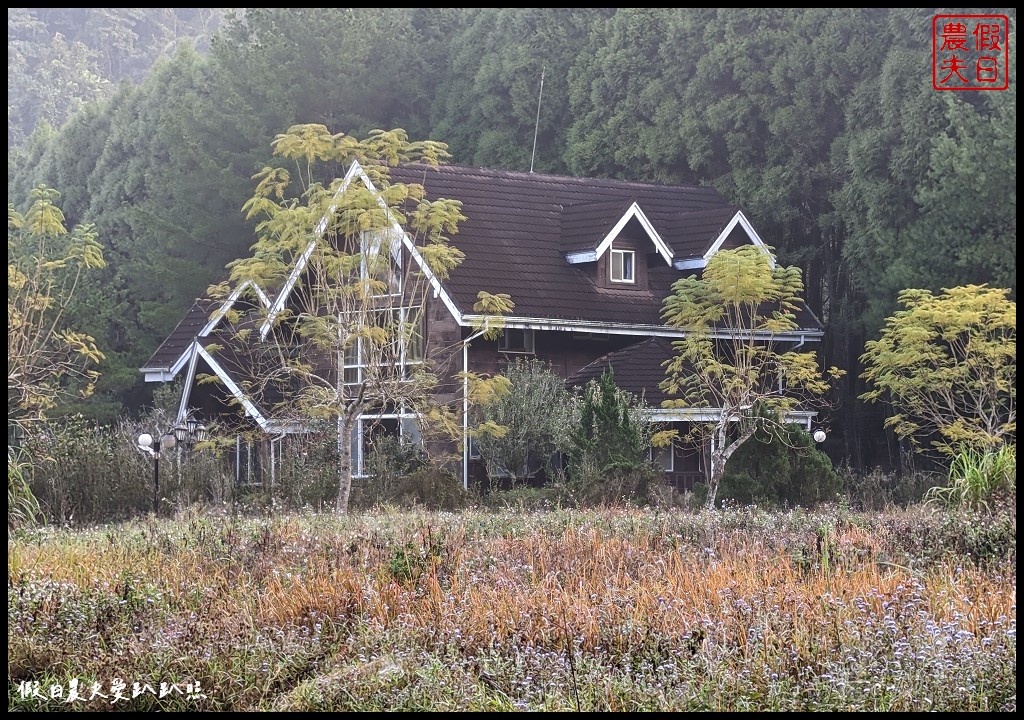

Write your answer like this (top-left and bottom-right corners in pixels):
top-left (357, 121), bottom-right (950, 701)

top-left (462, 326), bottom-right (491, 491)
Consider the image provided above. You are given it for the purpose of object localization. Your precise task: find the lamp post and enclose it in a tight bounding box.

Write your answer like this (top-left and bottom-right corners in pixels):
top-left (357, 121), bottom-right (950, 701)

top-left (812, 428), bottom-right (827, 444)
top-left (173, 417), bottom-right (209, 448)
top-left (137, 419), bottom-right (208, 514)
top-left (137, 431), bottom-right (176, 513)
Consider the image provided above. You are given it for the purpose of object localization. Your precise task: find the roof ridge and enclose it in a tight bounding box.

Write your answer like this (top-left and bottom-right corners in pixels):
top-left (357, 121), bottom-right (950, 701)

top-left (399, 162), bottom-right (720, 193)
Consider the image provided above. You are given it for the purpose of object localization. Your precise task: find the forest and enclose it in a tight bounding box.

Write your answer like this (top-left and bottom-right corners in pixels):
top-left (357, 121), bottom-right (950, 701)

top-left (7, 8), bottom-right (1017, 471)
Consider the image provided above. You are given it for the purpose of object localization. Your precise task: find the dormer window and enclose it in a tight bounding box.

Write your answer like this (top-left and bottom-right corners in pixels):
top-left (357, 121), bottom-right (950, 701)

top-left (610, 249), bottom-right (635, 284)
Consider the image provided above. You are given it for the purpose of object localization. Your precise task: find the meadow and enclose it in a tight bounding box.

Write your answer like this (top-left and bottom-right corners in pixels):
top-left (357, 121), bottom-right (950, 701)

top-left (7, 503), bottom-right (1016, 711)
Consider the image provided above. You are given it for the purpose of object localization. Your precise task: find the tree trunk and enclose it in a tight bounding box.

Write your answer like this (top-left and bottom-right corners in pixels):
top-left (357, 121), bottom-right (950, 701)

top-left (704, 419), bottom-right (758, 510)
top-left (336, 413), bottom-right (354, 513)
top-left (705, 424), bottom-right (730, 510)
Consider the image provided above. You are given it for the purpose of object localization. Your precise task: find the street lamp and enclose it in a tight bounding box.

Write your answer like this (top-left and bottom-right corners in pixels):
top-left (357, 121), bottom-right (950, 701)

top-left (812, 428), bottom-right (827, 444)
top-left (137, 419), bottom-right (208, 514)
top-left (137, 431), bottom-right (176, 513)
top-left (173, 418), bottom-right (209, 447)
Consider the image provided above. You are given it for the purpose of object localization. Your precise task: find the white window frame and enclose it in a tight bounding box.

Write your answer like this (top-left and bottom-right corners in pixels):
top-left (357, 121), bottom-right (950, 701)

top-left (341, 305), bottom-right (424, 386)
top-left (353, 411), bottom-right (420, 477)
top-left (650, 444), bottom-right (674, 472)
top-left (499, 328), bottom-right (535, 354)
top-left (360, 229), bottom-right (403, 298)
top-left (610, 248), bottom-right (635, 284)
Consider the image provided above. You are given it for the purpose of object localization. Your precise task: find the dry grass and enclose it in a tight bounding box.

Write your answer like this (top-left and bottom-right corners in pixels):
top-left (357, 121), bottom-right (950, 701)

top-left (8, 504), bottom-right (1016, 711)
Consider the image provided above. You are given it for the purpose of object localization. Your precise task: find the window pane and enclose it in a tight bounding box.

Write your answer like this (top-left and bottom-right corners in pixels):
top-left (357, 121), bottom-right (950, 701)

top-left (611, 250), bottom-right (634, 282)
top-left (405, 307), bottom-right (424, 362)
top-left (343, 341), bottom-right (358, 367)
top-left (500, 328), bottom-right (534, 352)
top-left (401, 417), bottom-right (422, 447)
top-left (622, 251), bottom-right (634, 281)
top-left (652, 445), bottom-right (673, 471)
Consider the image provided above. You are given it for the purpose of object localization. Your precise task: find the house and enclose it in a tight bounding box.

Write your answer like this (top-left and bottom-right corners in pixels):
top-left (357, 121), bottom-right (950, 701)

top-left (140, 162), bottom-right (824, 492)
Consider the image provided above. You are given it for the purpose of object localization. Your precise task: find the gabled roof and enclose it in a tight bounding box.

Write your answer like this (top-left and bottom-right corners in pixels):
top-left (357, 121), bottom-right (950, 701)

top-left (559, 198), bottom-right (632, 254)
top-left (140, 298), bottom-right (218, 379)
top-left (666, 207), bottom-right (770, 270)
top-left (143, 162), bottom-right (824, 383)
top-left (560, 199), bottom-right (674, 265)
top-left (140, 279), bottom-right (272, 381)
top-left (663, 206), bottom-right (742, 258)
top-left (384, 163), bottom-right (815, 333)
top-left (174, 324), bottom-right (305, 432)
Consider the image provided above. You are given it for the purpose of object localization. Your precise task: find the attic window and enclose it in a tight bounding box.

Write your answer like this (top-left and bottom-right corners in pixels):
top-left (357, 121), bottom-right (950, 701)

top-left (499, 328), bottom-right (535, 354)
top-left (610, 249), bottom-right (635, 284)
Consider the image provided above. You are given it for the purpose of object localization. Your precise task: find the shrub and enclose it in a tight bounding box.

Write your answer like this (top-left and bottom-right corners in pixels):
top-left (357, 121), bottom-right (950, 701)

top-left (718, 423), bottom-right (841, 508)
top-left (473, 358), bottom-right (575, 489)
top-left (392, 465), bottom-right (472, 511)
top-left (356, 435), bottom-right (428, 508)
top-left (554, 461), bottom-right (662, 508)
top-left (272, 427), bottom-right (341, 510)
top-left (836, 464), bottom-right (935, 511)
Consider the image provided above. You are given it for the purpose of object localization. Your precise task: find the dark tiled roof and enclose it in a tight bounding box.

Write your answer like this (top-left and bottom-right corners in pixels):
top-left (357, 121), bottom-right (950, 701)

top-left (144, 163), bottom-right (823, 376)
top-left (141, 299), bottom-right (217, 370)
top-left (142, 282), bottom-right (275, 373)
top-left (663, 206), bottom-right (740, 259)
top-left (386, 164), bottom-right (821, 331)
top-left (565, 337), bottom-right (677, 407)
top-left (558, 198), bottom-right (632, 254)
top-left (389, 164), bottom-right (746, 327)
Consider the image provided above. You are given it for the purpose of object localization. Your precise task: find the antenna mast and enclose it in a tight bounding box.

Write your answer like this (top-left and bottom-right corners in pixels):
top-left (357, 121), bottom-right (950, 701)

top-left (529, 68), bottom-right (545, 173)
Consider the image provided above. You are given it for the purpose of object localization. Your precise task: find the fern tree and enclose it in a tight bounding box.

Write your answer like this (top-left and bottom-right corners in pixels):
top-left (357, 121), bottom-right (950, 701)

top-left (661, 245), bottom-right (843, 510)
top-left (8, 186), bottom-right (106, 423)
top-left (860, 284), bottom-right (1015, 458)
top-left (221, 125), bottom-right (470, 514)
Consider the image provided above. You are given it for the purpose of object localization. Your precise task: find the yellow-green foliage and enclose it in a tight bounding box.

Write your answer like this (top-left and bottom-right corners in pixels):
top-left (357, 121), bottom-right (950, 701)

top-left (216, 125), bottom-right (494, 515)
top-left (660, 246), bottom-right (843, 509)
top-left (8, 186), bottom-right (106, 420)
top-left (861, 284), bottom-right (1015, 456)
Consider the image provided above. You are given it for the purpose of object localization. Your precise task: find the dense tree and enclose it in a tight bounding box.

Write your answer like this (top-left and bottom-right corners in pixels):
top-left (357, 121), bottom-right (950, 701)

top-left (860, 284), bottom-right (1016, 458)
top-left (7, 8), bottom-right (229, 147)
top-left (20, 48), bottom-right (260, 421)
top-left (568, 366), bottom-right (652, 478)
top-left (225, 124), bottom-right (469, 513)
top-left (661, 246), bottom-right (843, 509)
top-left (431, 8), bottom-right (610, 172)
top-left (565, 8), bottom-right (711, 181)
top-left (211, 8), bottom-right (450, 143)
top-left (8, 186), bottom-right (106, 421)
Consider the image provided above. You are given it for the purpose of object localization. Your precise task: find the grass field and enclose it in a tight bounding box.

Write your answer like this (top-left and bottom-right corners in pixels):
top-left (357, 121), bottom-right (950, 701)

top-left (7, 504), bottom-right (1016, 711)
